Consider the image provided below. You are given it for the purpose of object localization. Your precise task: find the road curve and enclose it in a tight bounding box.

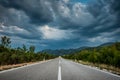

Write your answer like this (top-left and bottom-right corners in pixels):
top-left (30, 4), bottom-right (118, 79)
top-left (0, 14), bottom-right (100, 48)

top-left (0, 58), bottom-right (120, 80)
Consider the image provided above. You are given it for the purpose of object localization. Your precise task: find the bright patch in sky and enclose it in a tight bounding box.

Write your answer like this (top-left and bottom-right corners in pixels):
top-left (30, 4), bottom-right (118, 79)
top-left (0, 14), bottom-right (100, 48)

top-left (39, 25), bottom-right (73, 40)
top-left (0, 23), bottom-right (29, 34)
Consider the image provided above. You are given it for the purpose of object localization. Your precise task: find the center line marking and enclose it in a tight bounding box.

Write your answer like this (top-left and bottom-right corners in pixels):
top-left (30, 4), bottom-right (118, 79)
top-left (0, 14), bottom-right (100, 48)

top-left (58, 60), bottom-right (62, 80)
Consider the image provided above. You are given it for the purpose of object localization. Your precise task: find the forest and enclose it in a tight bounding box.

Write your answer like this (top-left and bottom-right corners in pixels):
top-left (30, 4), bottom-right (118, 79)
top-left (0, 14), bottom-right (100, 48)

top-left (63, 42), bottom-right (120, 67)
top-left (0, 36), bottom-right (56, 65)
top-left (1, 35), bottom-right (120, 68)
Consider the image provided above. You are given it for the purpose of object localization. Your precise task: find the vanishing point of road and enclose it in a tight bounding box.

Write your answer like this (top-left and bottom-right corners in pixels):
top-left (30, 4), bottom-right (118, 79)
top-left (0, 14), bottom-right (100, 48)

top-left (0, 57), bottom-right (120, 80)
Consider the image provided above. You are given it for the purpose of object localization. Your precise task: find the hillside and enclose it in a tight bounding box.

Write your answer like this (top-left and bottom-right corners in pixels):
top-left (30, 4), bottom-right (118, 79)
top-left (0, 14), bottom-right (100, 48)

top-left (63, 42), bottom-right (120, 67)
top-left (40, 42), bottom-right (115, 56)
top-left (40, 46), bottom-right (89, 56)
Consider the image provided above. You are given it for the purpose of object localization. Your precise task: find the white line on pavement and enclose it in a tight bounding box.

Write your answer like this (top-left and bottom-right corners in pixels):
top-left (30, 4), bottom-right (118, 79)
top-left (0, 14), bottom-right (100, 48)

top-left (58, 60), bottom-right (62, 80)
top-left (68, 59), bottom-right (120, 78)
top-left (0, 60), bottom-right (51, 74)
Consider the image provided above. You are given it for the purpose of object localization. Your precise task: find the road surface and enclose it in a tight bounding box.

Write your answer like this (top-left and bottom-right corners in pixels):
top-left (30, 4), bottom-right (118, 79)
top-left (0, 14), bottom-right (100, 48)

top-left (0, 58), bottom-right (120, 80)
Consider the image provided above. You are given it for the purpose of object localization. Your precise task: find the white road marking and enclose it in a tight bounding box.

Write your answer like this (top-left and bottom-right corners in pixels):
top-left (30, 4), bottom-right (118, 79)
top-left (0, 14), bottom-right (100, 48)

top-left (68, 59), bottom-right (120, 78)
top-left (58, 60), bottom-right (62, 80)
top-left (0, 60), bottom-right (51, 74)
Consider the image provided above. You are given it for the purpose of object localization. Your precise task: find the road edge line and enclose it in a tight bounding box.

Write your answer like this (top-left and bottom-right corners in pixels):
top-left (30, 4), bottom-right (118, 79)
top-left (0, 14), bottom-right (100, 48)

top-left (0, 60), bottom-right (51, 74)
top-left (67, 59), bottom-right (120, 78)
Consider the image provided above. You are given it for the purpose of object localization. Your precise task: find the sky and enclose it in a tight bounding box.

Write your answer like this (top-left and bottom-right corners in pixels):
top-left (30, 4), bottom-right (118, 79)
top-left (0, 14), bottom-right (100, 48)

top-left (0, 0), bottom-right (120, 51)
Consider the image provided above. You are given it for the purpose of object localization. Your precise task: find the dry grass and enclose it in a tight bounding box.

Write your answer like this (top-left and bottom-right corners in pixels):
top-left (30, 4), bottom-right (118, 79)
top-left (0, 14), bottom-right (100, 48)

top-left (76, 60), bottom-right (120, 75)
top-left (0, 60), bottom-right (49, 71)
top-left (0, 62), bottom-right (36, 71)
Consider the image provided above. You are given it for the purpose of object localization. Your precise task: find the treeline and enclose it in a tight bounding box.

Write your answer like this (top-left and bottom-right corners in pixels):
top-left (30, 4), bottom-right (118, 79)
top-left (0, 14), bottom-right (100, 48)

top-left (63, 42), bottom-right (120, 67)
top-left (0, 36), bottom-right (56, 65)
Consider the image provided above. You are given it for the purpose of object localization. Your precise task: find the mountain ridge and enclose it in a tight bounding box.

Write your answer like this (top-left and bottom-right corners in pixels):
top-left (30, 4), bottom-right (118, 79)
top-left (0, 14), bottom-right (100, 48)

top-left (39, 42), bottom-right (115, 55)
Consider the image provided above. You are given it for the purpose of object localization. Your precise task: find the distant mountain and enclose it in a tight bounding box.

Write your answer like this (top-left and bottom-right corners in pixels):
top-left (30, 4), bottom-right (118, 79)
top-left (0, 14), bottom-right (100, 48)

top-left (62, 42), bottom-right (120, 67)
top-left (40, 47), bottom-right (89, 56)
top-left (99, 42), bottom-right (114, 47)
top-left (39, 42), bottom-right (116, 56)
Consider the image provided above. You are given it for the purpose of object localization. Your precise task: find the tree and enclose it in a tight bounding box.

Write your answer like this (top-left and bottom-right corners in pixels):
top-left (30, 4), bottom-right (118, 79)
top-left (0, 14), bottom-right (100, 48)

top-left (0, 36), bottom-right (57, 65)
top-left (11, 54), bottom-right (18, 64)
top-left (22, 44), bottom-right (27, 53)
top-left (29, 45), bottom-right (35, 53)
top-left (1, 36), bottom-right (11, 48)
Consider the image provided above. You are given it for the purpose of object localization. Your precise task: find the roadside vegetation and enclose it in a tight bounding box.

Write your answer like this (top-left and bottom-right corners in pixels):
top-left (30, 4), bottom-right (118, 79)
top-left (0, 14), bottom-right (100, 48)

top-left (0, 36), bottom-right (57, 66)
top-left (63, 42), bottom-right (120, 74)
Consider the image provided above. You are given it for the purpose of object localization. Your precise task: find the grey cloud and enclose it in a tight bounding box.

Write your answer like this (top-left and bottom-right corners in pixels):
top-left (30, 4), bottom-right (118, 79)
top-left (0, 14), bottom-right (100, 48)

top-left (0, 0), bottom-right (120, 50)
top-left (50, 1), bottom-right (95, 29)
top-left (80, 0), bottom-right (119, 38)
top-left (0, 23), bottom-right (42, 40)
top-left (0, 0), bottom-right (53, 25)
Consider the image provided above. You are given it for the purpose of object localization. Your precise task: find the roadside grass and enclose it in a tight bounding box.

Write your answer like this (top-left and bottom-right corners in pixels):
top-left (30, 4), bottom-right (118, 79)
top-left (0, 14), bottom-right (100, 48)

top-left (0, 62), bottom-right (34, 71)
top-left (0, 59), bottom-right (51, 71)
top-left (74, 60), bottom-right (120, 75)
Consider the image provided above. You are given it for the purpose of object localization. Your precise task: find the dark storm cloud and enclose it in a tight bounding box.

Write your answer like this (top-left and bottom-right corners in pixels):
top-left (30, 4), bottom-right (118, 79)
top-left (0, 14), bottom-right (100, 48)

top-left (0, 0), bottom-right (53, 24)
top-left (108, 0), bottom-right (120, 27)
top-left (49, 0), bottom-right (119, 39)
top-left (36, 39), bottom-right (89, 50)
top-left (0, 5), bottom-right (29, 28)
top-left (0, 0), bottom-right (120, 50)
top-left (81, 0), bottom-right (120, 38)
top-left (50, 0), bottom-right (95, 29)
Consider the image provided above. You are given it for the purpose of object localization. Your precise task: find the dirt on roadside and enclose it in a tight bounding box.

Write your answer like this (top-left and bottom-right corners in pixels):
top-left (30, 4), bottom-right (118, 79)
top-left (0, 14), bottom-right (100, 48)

top-left (0, 62), bottom-right (36, 71)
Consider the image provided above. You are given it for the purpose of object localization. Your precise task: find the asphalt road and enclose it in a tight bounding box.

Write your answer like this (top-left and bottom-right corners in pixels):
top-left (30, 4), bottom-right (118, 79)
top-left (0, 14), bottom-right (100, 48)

top-left (0, 57), bottom-right (120, 80)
